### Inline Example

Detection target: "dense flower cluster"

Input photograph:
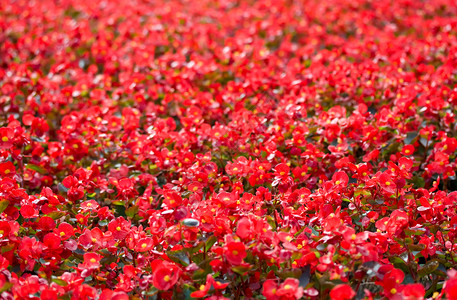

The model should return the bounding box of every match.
[1,0,457,299]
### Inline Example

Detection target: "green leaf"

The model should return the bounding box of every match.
[57,183,68,193]
[407,244,426,251]
[191,253,207,265]
[411,176,425,188]
[167,250,190,266]
[277,268,302,280]
[232,265,251,275]
[0,282,12,292]
[205,235,217,251]
[390,257,409,274]
[188,241,205,254]
[47,211,66,220]
[404,238,414,244]
[98,220,108,226]
[113,204,126,217]
[404,228,426,236]
[266,215,277,230]
[26,164,47,174]
[192,268,209,280]
[52,278,68,287]
[1,243,14,254]
[183,218,200,227]
[418,260,439,278]
[125,206,139,218]
[299,265,311,288]
[354,189,371,197]
[0,200,9,214]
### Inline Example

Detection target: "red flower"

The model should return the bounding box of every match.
[99,290,129,300]
[163,190,182,208]
[37,216,56,231]
[152,261,180,291]
[330,284,355,300]
[216,191,236,208]
[377,267,405,297]
[20,205,38,219]
[363,149,379,162]
[81,253,102,269]
[386,210,409,235]
[332,171,349,188]
[190,274,229,298]
[190,280,211,298]
[262,279,279,300]
[79,228,105,249]
[43,233,61,249]
[117,178,138,199]
[0,161,15,177]
[62,175,78,189]
[80,200,100,212]
[108,217,130,240]
[226,162,245,176]
[236,217,253,240]
[135,237,154,252]
[378,172,396,194]
[224,242,247,265]
[402,144,415,156]
[0,128,14,149]
[402,283,425,300]
[445,269,457,300]
[188,181,203,193]
[54,222,74,240]
[274,163,290,178]
[0,222,11,239]
[276,278,303,299]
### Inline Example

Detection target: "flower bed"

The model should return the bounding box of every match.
[1,0,457,299]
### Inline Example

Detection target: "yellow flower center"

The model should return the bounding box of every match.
[1,137,8,142]
[164,275,170,282]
